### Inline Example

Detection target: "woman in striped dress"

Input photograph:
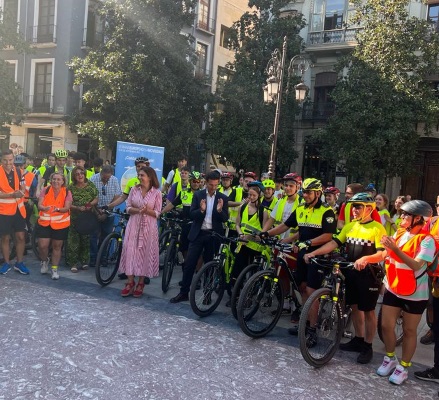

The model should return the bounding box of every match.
[119,166,162,298]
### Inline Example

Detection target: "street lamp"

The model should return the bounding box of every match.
[264,36,310,178]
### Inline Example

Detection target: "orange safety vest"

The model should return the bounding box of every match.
[21,169,35,201]
[38,186,70,229]
[385,229,439,295]
[0,166,26,217]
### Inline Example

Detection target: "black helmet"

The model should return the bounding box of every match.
[400,200,433,218]
[135,156,149,165]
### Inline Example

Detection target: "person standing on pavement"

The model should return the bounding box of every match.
[170,171,229,303]
[89,165,121,268]
[36,172,72,280]
[0,150,29,275]
[119,166,162,298]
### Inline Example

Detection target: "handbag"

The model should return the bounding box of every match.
[74,210,100,235]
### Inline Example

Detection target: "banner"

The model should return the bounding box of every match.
[114,141,165,205]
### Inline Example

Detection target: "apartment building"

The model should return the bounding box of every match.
[0,0,106,161]
[286,0,439,202]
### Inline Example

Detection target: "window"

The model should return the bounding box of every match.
[198,0,210,31]
[37,0,56,43]
[33,62,52,112]
[5,61,17,82]
[195,42,209,79]
[216,66,233,94]
[83,0,104,47]
[220,25,233,49]
[311,0,355,31]
[1,0,19,30]
[428,4,439,32]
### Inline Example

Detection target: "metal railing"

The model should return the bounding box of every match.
[196,17,215,34]
[302,102,335,121]
[82,27,104,47]
[307,27,361,46]
[26,24,57,44]
[24,95,53,113]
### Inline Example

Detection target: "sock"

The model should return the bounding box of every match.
[400,360,411,368]
[363,341,372,348]
[386,351,396,359]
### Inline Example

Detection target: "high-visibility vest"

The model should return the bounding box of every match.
[240,203,264,252]
[343,202,352,222]
[379,209,392,235]
[38,186,70,230]
[0,166,26,217]
[180,189,194,207]
[21,169,35,200]
[263,196,278,213]
[296,202,333,230]
[274,196,300,225]
[228,187,243,230]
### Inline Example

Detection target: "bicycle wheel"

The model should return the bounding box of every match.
[237,270,283,338]
[298,287,344,368]
[190,260,225,317]
[230,263,263,320]
[377,307,404,346]
[159,230,172,270]
[162,238,178,293]
[95,233,122,286]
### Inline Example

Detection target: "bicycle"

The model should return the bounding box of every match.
[189,231,249,317]
[160,213,192,293]
[95,209,129,286]
[236,236,301,338]
[298,256,358,368]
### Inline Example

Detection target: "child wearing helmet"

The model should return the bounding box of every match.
[261,179,277,212]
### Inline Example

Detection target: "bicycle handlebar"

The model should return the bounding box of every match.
[103,208,130,219]
[210,231,249,244]
[259,236,293,253]
[309,256,355,269]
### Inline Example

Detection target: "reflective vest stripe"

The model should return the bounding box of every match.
[0,166,26,217]
[240,205,264,252]
[38,186,70,229]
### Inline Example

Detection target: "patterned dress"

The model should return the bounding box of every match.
[119,186,162,277]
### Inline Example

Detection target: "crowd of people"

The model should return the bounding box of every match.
[1,149,439,387]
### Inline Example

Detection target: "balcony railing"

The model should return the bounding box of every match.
[196,17,215,34]
[25,95,53,113]
[26,24,57,44]
[308,27,361,46]
[82,27,104,48]
[302,102,335,121]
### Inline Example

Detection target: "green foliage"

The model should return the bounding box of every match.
[316,0,439,181]
[68,0,207,160]
[205,0,305,173]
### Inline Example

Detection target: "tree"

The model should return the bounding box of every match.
[68,0,208,161]
[204,0,306,174]
[0,9,28,126]
[315,0,439,182]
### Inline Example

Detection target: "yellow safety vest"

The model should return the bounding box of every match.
[240,204,264,252]
[228,186,243,230]
[296,202,333,230]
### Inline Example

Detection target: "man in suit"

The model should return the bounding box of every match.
[170,170,229,303]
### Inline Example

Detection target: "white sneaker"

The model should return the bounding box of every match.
[51,267,59,280]
[389,364,408,385]
[377,356,398,376]
[40,259,49,274]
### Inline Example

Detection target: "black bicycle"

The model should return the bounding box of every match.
[236,236,301,338]
[298,256,356,368]
[160,213,191,293]
[95,209,129,286]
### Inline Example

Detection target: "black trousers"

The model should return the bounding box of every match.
[433,295,439,369]
[180,231,220,294]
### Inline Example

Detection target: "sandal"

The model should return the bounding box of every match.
[70,266,78,273]
[121,281,135,297]
[81,264,89,270]
[133,282,145,298]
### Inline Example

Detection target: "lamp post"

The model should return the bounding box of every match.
[264,36,310,178]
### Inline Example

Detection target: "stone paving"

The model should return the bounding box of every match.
[1,255,439,399]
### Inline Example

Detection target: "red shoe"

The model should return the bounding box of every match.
[133,283,145,298]
[121,281,135,297]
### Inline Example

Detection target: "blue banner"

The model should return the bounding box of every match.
[114,141,165,208]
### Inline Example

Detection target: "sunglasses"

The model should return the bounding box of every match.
[191,180,201,184]
[401,211,413,217]
[74,171,85,176]
[351,203,364,209]
[102,185,106,196]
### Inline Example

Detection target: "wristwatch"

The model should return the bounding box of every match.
[305,239,312,247]
[55,208,60,212]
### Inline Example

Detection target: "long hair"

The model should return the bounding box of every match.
[71,166,88,185]
[138,166,159,189]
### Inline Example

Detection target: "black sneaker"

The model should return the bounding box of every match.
[339,336,364,352]
[414,367,439,383]
[288,325,299,336]
[290,308,301,323]
[420,329,435,345]
[306,327,318,348]
[357,343,373,364]
[118,273,127,280]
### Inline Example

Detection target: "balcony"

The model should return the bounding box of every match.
[196,17,215,34]
[302,102,335,121]
[307,28,361,52]
[26,24,57,44]
[25,95,53,114]
[82,27,104,48]
[194,66,212,85]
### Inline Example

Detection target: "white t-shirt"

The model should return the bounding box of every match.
[270,199,295,239]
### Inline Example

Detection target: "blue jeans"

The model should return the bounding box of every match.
[89,216,114,265]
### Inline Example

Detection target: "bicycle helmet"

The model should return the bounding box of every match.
[282,172,302,184]
[135,156,149,165]
[302,178,322,191]
[244,171,257,180]
[400,200,433,218]
[54,149,68,159]
[189,171,201,181]
[347,192,376,210]
[323,186,340,195]
[14,154,26,165]
[247,180,265,192]
[365,183,376,192]
[221,172,233,179]
[262,179,275,189]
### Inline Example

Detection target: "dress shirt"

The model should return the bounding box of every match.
[201,191,216,230]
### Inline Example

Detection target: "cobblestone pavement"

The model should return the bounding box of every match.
[1,255,438,399]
